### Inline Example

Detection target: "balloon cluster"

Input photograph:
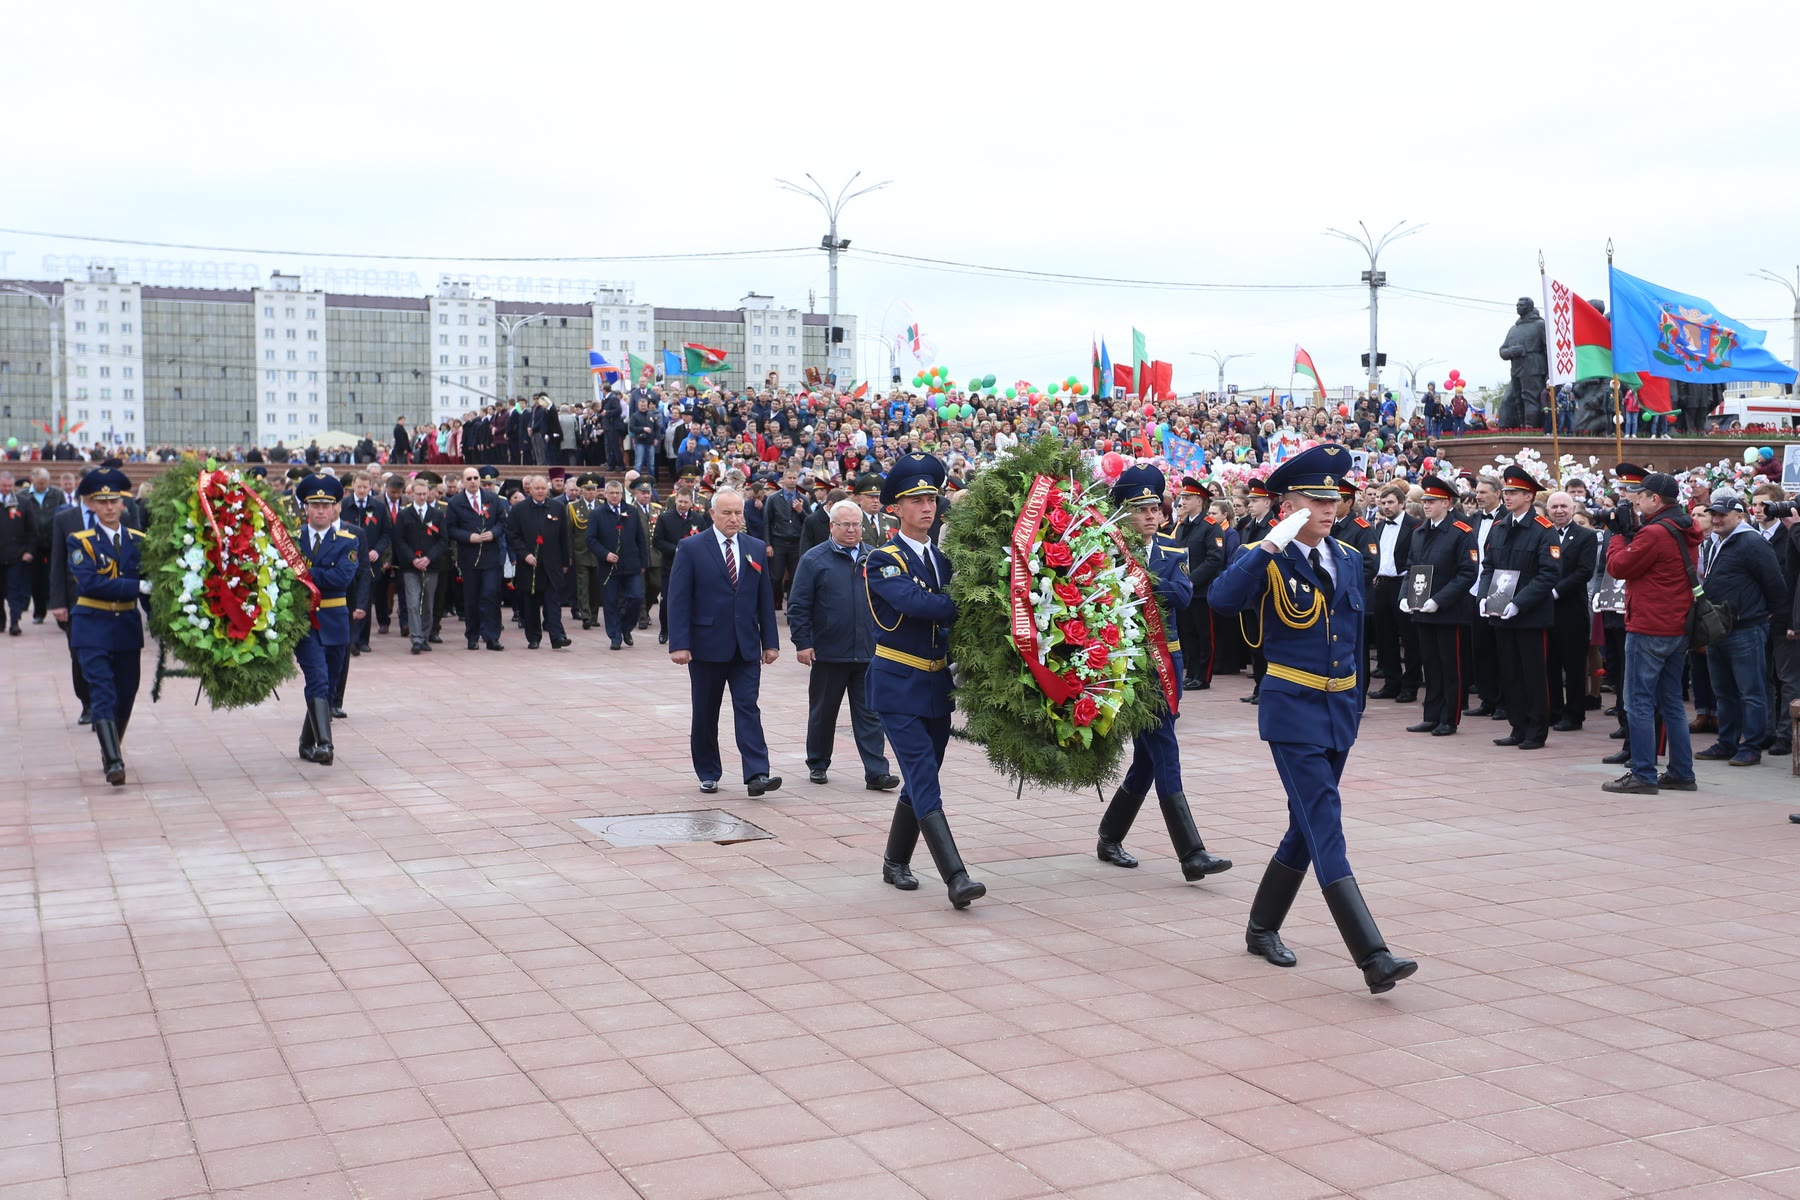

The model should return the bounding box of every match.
[1441,368,1468,394]
[912,364,957,394]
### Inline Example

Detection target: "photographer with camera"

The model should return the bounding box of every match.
[1692,491,1786,767]
[1601,472,1707,795]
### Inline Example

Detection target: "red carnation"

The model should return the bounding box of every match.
[1100,624,1122,647]
[1085,643,1109,669]
[1043,541,1073,569]
[1072,696,1099,727]
[1052,582,1082,606]
[1047,506,1072,534]
[1058,618,1092,647]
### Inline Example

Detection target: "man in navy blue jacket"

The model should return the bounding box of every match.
[666,487,782,796]
[586,478,649,651]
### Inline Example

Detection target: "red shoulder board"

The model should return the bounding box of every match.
[1453,520,1472,533]
[1354,516,1370,528]
[1535,514,1553,528]
[1203,515,1218,525]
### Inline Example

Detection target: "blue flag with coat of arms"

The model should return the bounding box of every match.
[1609,267,1796,385]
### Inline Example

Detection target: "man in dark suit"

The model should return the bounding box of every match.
[390,416,411,464]
[506,475,571,649]
[339,472,389,653]
[1368,483,1422,702]
[446,465,510,651]
[0,471,35,634]
[799,484,843,556]
[764,469,807,609]
[666,486,781,796]
[1545,489,1599,731]
[629,480,660,633]
[394,476,449,654]
[652,490,708,646]
[18,467,67,623]
[587,478,648,650]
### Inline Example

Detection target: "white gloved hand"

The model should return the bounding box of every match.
[1398,598,1411,613]
[1501,602,1519,620]
[138,580,153,595]
[1421,598,1438,614]
[1551,588,1560,600]
[1263,509,1310,553]
[950,662,965,690]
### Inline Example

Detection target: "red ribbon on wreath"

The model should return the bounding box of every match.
[195,468,320,636]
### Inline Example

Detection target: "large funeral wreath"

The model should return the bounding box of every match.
[943,432,1178,790]
[141,460,318,709]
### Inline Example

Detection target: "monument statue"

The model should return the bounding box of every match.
[1571,298,1616,435]
[1497,296,1548,429]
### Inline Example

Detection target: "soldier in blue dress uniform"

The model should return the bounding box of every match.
[65,468,147,787]
[292,474,361,766]
[1209,444,1419,994]
[865,452,985,909]
[1096,465,1234,881]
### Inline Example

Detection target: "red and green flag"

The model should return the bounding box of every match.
[628,351,654,383]
[1131,327,1147,396]
[683,343,729,374]
[1293,345,1325,397]
[1543,275,1667,414]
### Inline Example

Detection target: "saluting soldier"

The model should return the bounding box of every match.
[1209,444,1419,994]
[1481,464,1560,749]
[292,475,361,766]
[866,453,984,909]
[1096,465,1234,881]
[64,468,147,786]
[1399,475,1479,735]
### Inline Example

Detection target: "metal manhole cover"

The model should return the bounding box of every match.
[573,810,775,847]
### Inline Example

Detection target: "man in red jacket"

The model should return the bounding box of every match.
[1601,471,1707,795]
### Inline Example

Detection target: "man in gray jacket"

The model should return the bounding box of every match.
[786,500,899,790]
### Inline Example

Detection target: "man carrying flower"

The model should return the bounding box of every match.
[1094,465,1234,882]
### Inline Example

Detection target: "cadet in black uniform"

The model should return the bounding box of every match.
[1399,476,1478,736]
[1480,464,1560,749]
[1170,478,1225,689]
[1236,478,1277,704]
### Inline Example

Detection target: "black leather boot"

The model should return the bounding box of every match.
[307,697,335,766]
[299,708,318,762]
[882,801,919,890]
[94,720,125,787]
[1159,792,1232,881]
[1096,787,1146,868]
[1322,877,1417,994]
[1246,859,1306,967]
[918,810,985,909]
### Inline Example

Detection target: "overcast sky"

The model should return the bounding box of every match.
[8,0,1799,398]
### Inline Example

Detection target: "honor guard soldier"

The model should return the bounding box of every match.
[866,452,984,909]
[1481,464,1559,749]
[1209,444,1419,994]
[1096,465,1234,881]
[293,474,360,765]
[1237,477,1277,705]
[65,468,147,786]
[1400,475,1479,735]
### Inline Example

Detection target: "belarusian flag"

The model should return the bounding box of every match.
[1293,345,1325,396]
[683,343,728,374]
[1543,274,1662,413]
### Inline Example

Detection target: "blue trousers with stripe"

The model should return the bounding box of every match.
[1267,740,1353,887]
[296,635,348,702]
[883,712,951,818]
[1120,649,1183,799]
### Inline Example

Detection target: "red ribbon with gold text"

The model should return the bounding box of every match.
[1105,526,1180,716]
[195,468,320,634]
[1010,475,1081,705]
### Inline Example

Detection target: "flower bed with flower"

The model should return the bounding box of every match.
[945,432,1168,791]
[141,460,317,709]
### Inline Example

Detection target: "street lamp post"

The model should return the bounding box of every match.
[493,312,545,410]
[1324,220,1423,397]
[777,172,890,386]
[1188,351,1251,406]
[857,333,897,388]
[1394,358,1444,392]
[1751,266,1800,390]
[1,283,63,430]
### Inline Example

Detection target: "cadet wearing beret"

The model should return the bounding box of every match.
[292,474,361,765]
[1209,444,1418,995]
[865,452,984,908]
[64,468,147,786]
[1095,465,1234,881]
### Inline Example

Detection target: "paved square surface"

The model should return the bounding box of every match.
[3,624,1798,1199]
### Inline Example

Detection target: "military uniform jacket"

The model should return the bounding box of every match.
[1146,532,1194,638]
[66,524,146,652]
[1237,511,1276,546]
[300,524,361,646]
[1332,515,1381,585]
[1208,538,1366,752]
[1479,511,1559,628]
[1171,514,1226,605]
[865,538,958,718]
[1407,517,1479,625]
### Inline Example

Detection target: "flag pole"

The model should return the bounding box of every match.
[1539,251,1561,485]
[1607,240,1622,465]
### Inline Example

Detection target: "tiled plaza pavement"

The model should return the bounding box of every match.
[3,624,1799,1200]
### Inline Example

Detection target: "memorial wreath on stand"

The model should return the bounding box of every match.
[944,432,1178,791]
[141,460,318,708]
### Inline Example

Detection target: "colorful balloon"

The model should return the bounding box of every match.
[1099,451,1127,480]
[1005,387,1017,400]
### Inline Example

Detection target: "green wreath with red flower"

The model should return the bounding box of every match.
[944,431,1172,790]
[141,459,318,709]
